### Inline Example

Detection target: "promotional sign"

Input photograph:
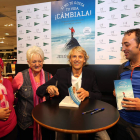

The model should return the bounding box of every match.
[16,0,140,64]
[95,0,140,64]
[16,2,52,64]
[51,0,95,64]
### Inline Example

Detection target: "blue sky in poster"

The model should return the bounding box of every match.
[51,0,95,64]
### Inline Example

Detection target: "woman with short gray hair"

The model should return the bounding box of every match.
[12,46,54,140]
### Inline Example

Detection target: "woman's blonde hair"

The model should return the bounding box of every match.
[67,46,89,66]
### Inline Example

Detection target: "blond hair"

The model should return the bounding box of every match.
[67,46,89,66]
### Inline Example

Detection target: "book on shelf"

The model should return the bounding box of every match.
[114,79,134,110]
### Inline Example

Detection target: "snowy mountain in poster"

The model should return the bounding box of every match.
[51,0,95,64]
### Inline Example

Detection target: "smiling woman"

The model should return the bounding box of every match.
[27,47,44,74]
[12,46,54,140]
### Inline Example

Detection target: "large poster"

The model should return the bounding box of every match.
[16,0,140,64]
[51,0,95,64]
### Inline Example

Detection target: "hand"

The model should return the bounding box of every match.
[77,88,89,101]
[0,107,11,121]
[46,85,59,97]
[113,89,116,97]
[122,97,140,111]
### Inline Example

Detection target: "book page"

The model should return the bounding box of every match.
[59,96,79,108]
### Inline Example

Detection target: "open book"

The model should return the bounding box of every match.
[114,79,134,110]
[59,86,81,108]
[59,96,79,107]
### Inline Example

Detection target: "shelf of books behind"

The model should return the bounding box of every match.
[0,51,17,81]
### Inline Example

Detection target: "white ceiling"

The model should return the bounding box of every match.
[0,0,57,50]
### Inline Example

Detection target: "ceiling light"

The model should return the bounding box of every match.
[5,33,9,35]
[0,41,4,43]
[0,37,5,39]
[4,24,13,27]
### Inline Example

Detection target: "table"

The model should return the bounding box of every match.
[32,97,119,134]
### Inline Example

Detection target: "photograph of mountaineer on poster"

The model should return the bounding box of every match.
[51,0,95,64]
[69,27,75,38]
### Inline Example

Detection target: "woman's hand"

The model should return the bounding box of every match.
[0,107,11,121]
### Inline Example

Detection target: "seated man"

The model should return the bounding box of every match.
[37,46,110,140]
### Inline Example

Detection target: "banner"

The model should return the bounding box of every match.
[95,0,140,64]
[16,0,140,64]
[16,2,52,64]
[51,0,95,64]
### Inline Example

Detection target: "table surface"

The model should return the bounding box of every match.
[32,97,120,134]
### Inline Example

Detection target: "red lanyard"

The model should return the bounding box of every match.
[130,66,140,80]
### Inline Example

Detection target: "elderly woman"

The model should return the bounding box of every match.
[0,58,17,140]
[12,46,54,140]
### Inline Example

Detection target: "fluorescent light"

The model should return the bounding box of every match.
[5,33,9,35]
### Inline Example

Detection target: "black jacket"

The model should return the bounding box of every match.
[36,67,102,100]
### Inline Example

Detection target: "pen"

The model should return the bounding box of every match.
[55,80,58,87]
[82,108,98,115]
[53,80,58,95]
[91,108,104,115]
[50,80,58,97]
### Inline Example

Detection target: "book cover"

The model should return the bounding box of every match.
[114,79,134,110]
[68,86,81,106]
